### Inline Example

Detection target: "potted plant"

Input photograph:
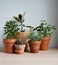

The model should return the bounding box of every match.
[13,11,34,34]
[28,31,43,53]
[13,12,34,51]
[33,20,56,50]
[15,38,26,54]
[3,20,19,53]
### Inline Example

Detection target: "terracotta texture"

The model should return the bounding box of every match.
[40,36,51,50]
[3,39,16,53]
[29,41,41,53]
[15,44,26,54]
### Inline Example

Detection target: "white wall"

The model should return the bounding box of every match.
[56,0,58,47]
[0,0,57,48]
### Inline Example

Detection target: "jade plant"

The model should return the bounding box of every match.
[4,20,19,39]
[33,20,56,37]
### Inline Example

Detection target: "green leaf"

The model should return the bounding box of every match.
[4,20,19,39]
[13,16,20,22]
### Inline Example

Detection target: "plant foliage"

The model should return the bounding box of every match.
[13,12,26,32]
[16,38,25,45]
[33,20,56,37]
[4,20,19,39]
[28,31,43,41]
[13,12,34,32]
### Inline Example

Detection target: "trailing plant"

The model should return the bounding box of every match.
[4,20,19,39]
[28,31,43,41]
[33,20,56,37]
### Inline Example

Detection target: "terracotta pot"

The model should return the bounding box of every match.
[29,41,41,53]
[15,44,26,54]
[40,36,51,50]
[3,39,16,53]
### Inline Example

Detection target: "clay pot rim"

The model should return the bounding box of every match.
[3,39,17,41]
[15,44,26,49]
[29,40,41,43]
[44,36,51,38]
[15,44,26,46]
[3,38,17,40]
[3,39,17,44]
[43,36,51,40]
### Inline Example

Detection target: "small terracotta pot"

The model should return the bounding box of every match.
[40,36,51,50]
[29,41,41,53]
[15,44,26,54]
[3,39,16,53]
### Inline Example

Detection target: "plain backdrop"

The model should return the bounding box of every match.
[0,0,58,48]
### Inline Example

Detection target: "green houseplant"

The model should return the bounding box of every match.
[28,31,43,53]
[13,12,34,51]
[33,20,56,50]
[3,20,19,53]
[13,12,25,32]
[13,12,33,32]
[15,38,26,54]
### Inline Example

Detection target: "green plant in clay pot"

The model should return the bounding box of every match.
[15,38,26,54]
[13,12,34,51]
[33,20,56,50]
[3,20,19,53]
[28,31,43,53]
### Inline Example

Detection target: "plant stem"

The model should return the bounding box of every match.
[21,23,23,32]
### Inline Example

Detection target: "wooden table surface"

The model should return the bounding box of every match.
[0,48,58,65]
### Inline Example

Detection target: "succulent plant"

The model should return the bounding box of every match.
[16,38,25,45]
[28,31,43,41]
